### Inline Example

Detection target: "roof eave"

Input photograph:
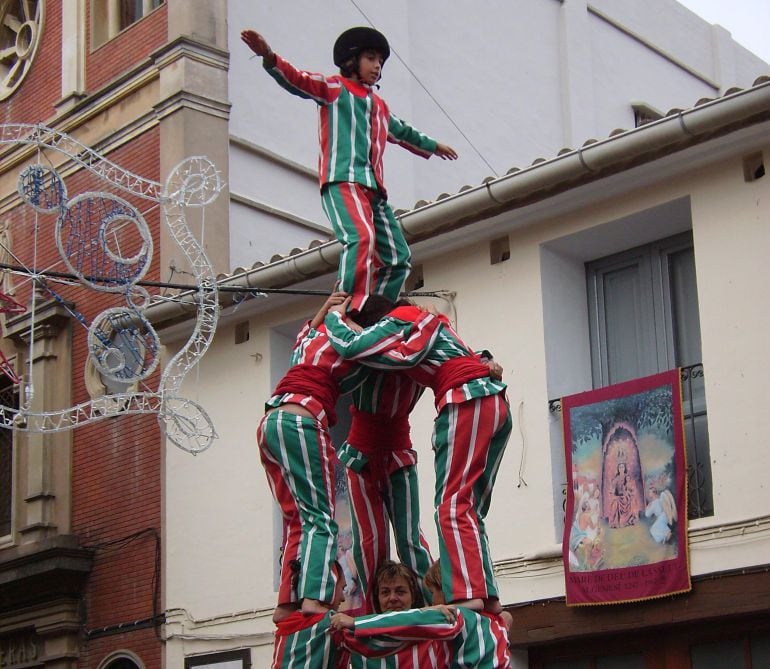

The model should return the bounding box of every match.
[147,79,770,330]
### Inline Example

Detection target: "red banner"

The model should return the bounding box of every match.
[562,369,691,605]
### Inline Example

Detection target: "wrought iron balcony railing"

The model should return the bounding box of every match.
[552,363,712,520]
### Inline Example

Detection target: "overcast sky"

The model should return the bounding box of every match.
[676,0,770,64]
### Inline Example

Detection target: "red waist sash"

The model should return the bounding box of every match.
[274,364,339,426]
[347,406,411,453]
[431,355,489,400]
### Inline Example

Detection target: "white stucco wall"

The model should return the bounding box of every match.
[226,0,769,268]
[164,127,770,664]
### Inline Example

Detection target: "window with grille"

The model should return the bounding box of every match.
[585,232,713,519]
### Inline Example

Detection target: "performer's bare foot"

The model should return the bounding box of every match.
[484,598,503,615]
[452,597,484,610]
[301,598,331,615]
[273,603,299,623]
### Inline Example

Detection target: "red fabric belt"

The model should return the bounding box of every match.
[347,406,411,453]
[275,611,325,636]
[274,364,340,426]
[431,355,489,399]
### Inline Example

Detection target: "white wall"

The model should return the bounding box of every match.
[226,0,769,266]
[164,134,770,664]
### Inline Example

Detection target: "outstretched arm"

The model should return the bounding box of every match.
[387,115,458,161]
[340,607,463,658]
[241,28,339,104]
[324,303,442,368]
[330,612,356,631]
[240,29,276,67]
[387,114,438,158]
[434,143,458,160]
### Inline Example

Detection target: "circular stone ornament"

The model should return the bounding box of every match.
[0,1,45,100]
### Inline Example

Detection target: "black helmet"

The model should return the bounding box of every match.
[333,27,390,67]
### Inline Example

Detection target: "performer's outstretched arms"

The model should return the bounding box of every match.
[325,301,443,367]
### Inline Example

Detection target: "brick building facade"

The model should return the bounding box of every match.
[0,2,228,668]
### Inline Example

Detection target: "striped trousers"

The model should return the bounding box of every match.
[258,410,339,605]
[321,182,411,312]
[344,452,434,610]
[433,394,512,602]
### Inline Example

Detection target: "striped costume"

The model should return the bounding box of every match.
[345,607,512,669]
[351,642,451,669]
[265,55,439,310]
[339,371,434,613]
[272,611,350,669]
[258,313,442,607]
[325,307,512,604]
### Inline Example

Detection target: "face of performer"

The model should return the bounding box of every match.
[377,575,414,612]
[356,49,383,85]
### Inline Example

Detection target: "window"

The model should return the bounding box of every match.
[0,378,17,537]
[544,654,645,669]
[91,0,164,48]
[185,649,251,669]
[98,651,144,669]
[632,103,663,128]
[104,659,140,669]
[530,623,770,668]
[691,634,770,668]
[586,232,712,518]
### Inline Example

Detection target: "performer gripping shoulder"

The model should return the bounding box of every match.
[324,297,511,616]
[330,560,514,669]
[240,26,458,313]
[257,291,444,623]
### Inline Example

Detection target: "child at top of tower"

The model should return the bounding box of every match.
[240,26,458,313]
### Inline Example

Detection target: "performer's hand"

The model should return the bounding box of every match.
[428,604,457,622]
[434,143,458,160]
[327,295,352,319]
[416,303,440,316]
[500,610,513,634]
[486,360,503,380]
[330,612,355,630]
[240,29,275,64]
[311,292,349,328]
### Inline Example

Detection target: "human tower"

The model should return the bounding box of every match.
[244,25,513,669]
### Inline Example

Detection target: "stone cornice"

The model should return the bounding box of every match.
[151,34,230,72]
[0,536,93,613]
[154,90,231,121]
[5,298,72,346]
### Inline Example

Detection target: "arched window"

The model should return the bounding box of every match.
[99,651,143,669]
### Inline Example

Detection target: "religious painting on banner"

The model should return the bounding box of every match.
[561,369,691,605]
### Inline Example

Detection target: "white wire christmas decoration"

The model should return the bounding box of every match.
[0,123,222,454]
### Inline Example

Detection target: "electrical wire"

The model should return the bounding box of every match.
[347,0,500,177]
[0,258,454,300]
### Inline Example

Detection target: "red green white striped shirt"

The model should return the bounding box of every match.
[266,313,443,423]
[265,55,438,198]
[345,607,512,668]
[324,312,507,413]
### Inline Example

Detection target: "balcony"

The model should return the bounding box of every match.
[552,363,712,521]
